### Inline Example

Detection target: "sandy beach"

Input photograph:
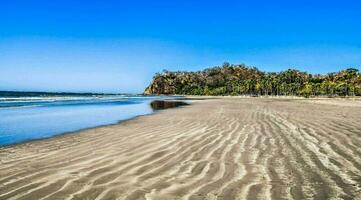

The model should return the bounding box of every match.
[1,98,361,200]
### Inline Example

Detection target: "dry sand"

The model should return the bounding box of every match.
[0,98,361,200]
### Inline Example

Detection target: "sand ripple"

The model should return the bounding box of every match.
[1,98,361,200]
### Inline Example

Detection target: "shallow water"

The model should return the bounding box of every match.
[0,95,184,146]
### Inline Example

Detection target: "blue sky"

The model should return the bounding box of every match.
[1,0,361,93]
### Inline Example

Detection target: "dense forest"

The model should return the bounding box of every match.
[144,63,361,97]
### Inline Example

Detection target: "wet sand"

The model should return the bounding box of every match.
[0,98,361,200]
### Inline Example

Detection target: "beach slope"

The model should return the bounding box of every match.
[1,98,361,199]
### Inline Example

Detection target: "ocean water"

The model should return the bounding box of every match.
[0,95,180,146]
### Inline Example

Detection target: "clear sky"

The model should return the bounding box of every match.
[1,0,360,93]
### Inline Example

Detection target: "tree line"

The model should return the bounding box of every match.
[144,63,361,97]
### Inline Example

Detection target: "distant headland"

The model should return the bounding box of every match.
[145,63,361,97]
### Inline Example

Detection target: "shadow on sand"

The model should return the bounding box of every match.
[150,100,189,111]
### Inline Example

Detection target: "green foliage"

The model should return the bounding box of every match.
[300,83,313,97]
[144,63,361,97]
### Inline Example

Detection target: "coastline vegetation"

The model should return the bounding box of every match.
[145,63,361,97]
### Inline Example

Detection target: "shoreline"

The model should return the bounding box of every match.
[1,97,360,199]
[176,94,361,99]
[1,96,360,150]
[0,99,191,149]
[0,113,150,150]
